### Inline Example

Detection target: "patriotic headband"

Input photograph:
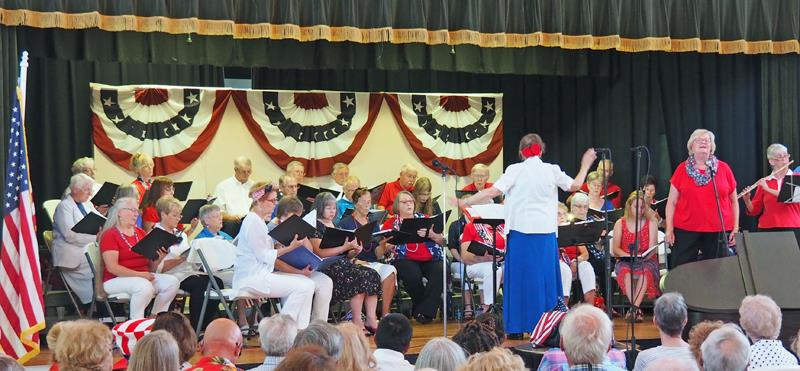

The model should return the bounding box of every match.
[251,185,273,202]
[521,143,542,158]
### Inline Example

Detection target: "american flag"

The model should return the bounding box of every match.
[0,89,45,363]
[529,298,569,346]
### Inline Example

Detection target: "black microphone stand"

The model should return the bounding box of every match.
[708,162,730,258]
[628,146,646,359]
[433,160,455,336]
[599,150,613,319]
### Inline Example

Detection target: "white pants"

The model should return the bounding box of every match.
[266,273,316,329]
[59,259,93,304]
[465,262,504,306]
[364,261,397,282]
[559,261,596,297]
[276,271,332,323]
[103,274,180,319]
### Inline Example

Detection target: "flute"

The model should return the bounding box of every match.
[736,160,794,199]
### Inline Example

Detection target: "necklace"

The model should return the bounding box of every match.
[116,227,140,250]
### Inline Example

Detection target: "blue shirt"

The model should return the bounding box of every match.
[337,198,354,221]
[195,227,233,241]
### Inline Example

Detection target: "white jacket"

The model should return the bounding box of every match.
[52,197,98,269]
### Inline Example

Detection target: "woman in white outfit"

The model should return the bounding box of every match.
[232,181,316,329]
[99,197,179,319]
[52,173,99,305]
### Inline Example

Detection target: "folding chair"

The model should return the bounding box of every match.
[42,199,60,225]
[42,230,83,318]
[189,238,237,334]
[84,242,129,325]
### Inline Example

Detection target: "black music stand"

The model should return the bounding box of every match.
[472,218,504,313]
[778,173,800,203]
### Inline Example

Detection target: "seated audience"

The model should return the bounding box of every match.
[337,322,378,371]
[459,217,505,315]
[475,312,506,344]
[139,176,174,232]
[415,337,467,371]
[276,345,337,371]
[457,347,525,371]
[462,163,492,191]
[152,311,198,370]
[62,157,102,199]
[687,320,724,368]
[51,319,114,371]
[213,156,254,237]
[46,320,68,369]
[269,196,333,325]
[537,347,627,371]
[329,162,350,196]
[633,293,693,371]
[186,318,243,370]
[557,202,597,305]
[739,294,799,369]
[452,320,501,355]
[128,330,181,371]
[337,187,398,317]
[577,159,622,208]
[413,177,442,216]
[373,313,414,371]
[612,192,661,321]
[701,325,751,371]
[293,320,343,360]
[310,192,382,334]
[381,191,446,324]
[336,175,361,219]
[130,152,155,205]
[52,173,99,306]
[643,357,698,371]
[100,197,179,319]
[0,354,23,371]
[377,164,418,210]
[254,314,299,371]
[232,182,315,329]
[196,204,234,240]
[559,304,625,370]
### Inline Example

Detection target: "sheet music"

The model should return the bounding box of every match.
[466,204,505,220]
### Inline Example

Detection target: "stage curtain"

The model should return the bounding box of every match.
[0,25,16,202]
[2,0,799,54]
[760,55,800,165]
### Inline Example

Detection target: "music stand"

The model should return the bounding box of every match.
[471,218,504,313]
[778,173,800,203]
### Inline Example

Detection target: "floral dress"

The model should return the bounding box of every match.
[614,218,661,299]
[316,221,382,302]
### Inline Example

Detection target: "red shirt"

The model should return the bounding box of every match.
[382,216,433,262]
[460,222,506,251]
[185,356,240,371]
[377,179,413,210]
[132,178,150,205]
[462,182,494,192]
[746,175,800,229]
[99,227,150,281]
[561,245,579,260]
[578,182,622,208]
[141,206,159,224]
[671,160,737,232]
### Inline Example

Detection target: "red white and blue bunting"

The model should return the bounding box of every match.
[385,94,504,176]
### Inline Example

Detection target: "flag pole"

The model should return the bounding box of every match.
[18,50,29,121]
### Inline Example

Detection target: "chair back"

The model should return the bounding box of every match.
[43,199,60,225]
[43,230,55,252]
[190,238,235,272]
[84,242,106,299]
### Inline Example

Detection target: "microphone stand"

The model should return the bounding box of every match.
[708,162,730,258]
[628,146,645,358]
[599,150,613,319]
[434,162,453,336]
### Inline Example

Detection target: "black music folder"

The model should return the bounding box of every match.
[268,215,318,246]
[588,207,624,223]
[341,207,355,219]
[466,240,504,256]
[180,198,215,224]
[298,184,341,200]
[557,220,605,247]
[172,181,192,201]
[131,228,182,260]
[605,190,620,200]
[650,198,667,219]
[278,247,343,271]
[400,211,452,235]
[70,212,106,234]
[369,183,386,204]
[90,182,119,206]
[778,173,800,203]
[368,210,388,225]
[320,221,377,249]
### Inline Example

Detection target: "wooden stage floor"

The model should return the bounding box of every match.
[25,315,660,367]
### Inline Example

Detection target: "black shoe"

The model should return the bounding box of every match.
[506,333,524,340]
[415,313,433,324]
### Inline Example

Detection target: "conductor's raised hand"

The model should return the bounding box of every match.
[581,148,598,169]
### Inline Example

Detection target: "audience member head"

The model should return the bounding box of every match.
[71,157,96,178]
[199,204,223,233]
[128,330,181,371]
[275,345,336,371]
[130,152,154,181]
[0,355,23,371]
[469,164,490,190]
[336,322,376,371]
[518,133,545,160]
[314,192,338,222]
[331,163,350,186]
[653,292,688,338]
[51,320,113,371]
[279,175,299,197]
[415,337,467,371]
[259,314,298,357]
[398,164,418,190]
[112,184,139,205]
[413,177,435,215]
[687,128,716,156]
[392,191,416,218]
[452,320,500,355]
[103,196,139,232]
[475,312,505,344]
[156,196,183,230]
[276,195,304,220]
[375,313,413,354]
[293,320,343,360]
[641,175,657,201]
[199,318,243,362]
[569,193,590,221]
[457,347,525,371]
[140,176,174,209]
[643,356,700,371]
[286,161,306,184]
[343,176,361,201]
[250,181,278,217]
[700,325,750,371]
[47,321,70,365]
[233,156,252,183]
[559,304,613,365]
[351,187,371,214]
[68,173,95,203]
[739,294,782,342]
[152,311,198,365]
[688,320,724,368]
[596,159,614,179]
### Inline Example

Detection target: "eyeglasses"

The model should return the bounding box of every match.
[399,199,415,205]
[122,207,140,214]
[264,198,278,203]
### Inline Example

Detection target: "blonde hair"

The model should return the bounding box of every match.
[470,163,489,175]
[128,330,181,371]
[586,171,603,185]
[71,157,95,175]
[335,323,377,371]
[399,163,417,175]
[129,152,154,172]
[155,196,182,218]
[286,160,304,173]
[687,129,716,155]
[739,294,782,340]
[623,191,647,219]
[332,162,349,175]
[457,347,525,371]
[53,320,113,371]
[413,177,435,215]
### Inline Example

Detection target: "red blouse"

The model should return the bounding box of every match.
[132,178,150,205]
[141,206,159,224]
[561,245,579,261]
[460,222,506,251]
[382,216,433,262]
[377,179,412,211]
[462,182,494,192]
[618,218,655,260]
[746,175,800,229]
[99,227,150,282]
[578,181,623,208]
[670,160,737,232]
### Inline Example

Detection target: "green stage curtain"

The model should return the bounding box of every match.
[0,25,16,198]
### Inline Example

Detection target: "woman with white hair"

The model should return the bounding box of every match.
[463,163,492,191]
[415,337,467,371]
[255,314,299,371]
[559,304,623,370]
[62,157,101,199]
[51,173,102,305]
[665,129,739,267]
[742,143,800,244]
[738,294,798,369]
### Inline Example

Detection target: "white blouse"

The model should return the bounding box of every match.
[232,212,279,296]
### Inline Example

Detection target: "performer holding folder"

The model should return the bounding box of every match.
[457,134,596,338]
[742,143,800,244]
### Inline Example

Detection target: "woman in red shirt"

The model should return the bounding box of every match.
[130,152,154,205]
[380,191,446,324]
[459,218,505,315]
[100,197,180,319]
[742,144,800,243]
[140,176,174,232]
[665,129,739,267]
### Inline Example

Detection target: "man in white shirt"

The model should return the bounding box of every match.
[214,156,254,237]
[633,293,696,371]
[373,313,414,371]
[327,162,349,197]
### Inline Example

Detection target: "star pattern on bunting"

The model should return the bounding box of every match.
[343,96,354,107]
[187,92,199,104]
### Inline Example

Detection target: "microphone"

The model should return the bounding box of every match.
[630,145,647,152]
[706,159,717,176]
[594,147,611,153]
[432,159,455,174]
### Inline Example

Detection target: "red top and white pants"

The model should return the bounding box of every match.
[558,245,596,298]
[746,174,800,229]
[460,222,506,306]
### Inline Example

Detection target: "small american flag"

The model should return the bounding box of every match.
[529,298,569,346]
[0,88,45,362]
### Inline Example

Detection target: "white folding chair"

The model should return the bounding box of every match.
[189,238,238,334]
[42,199,60,225]
[84,242,130,325]
[42,230,83,318]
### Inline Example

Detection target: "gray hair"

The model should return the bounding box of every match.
[286,160,304,172]
[687,129,716,155]
[128,330,180,371]
[415,337,467,371]
[331,162,349,174]
[69,173,94,191]
[293,320,343,360]
[103,197,137,232]
[71,157,95,175]
[399,163,418,175]
[258,314,298,357]
[700,325,750,371]
[113,184,139,204]
[233,156,252,169]
[570,192,589,206]
[739,294,782,340]
[0,354,23,371]
[198,204,222,226]
[654,292,688,337]
[559,304,613,365]
[766,143,789,160]
[313,192,337,220]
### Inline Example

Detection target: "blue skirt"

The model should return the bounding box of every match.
[503,231,563,334]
